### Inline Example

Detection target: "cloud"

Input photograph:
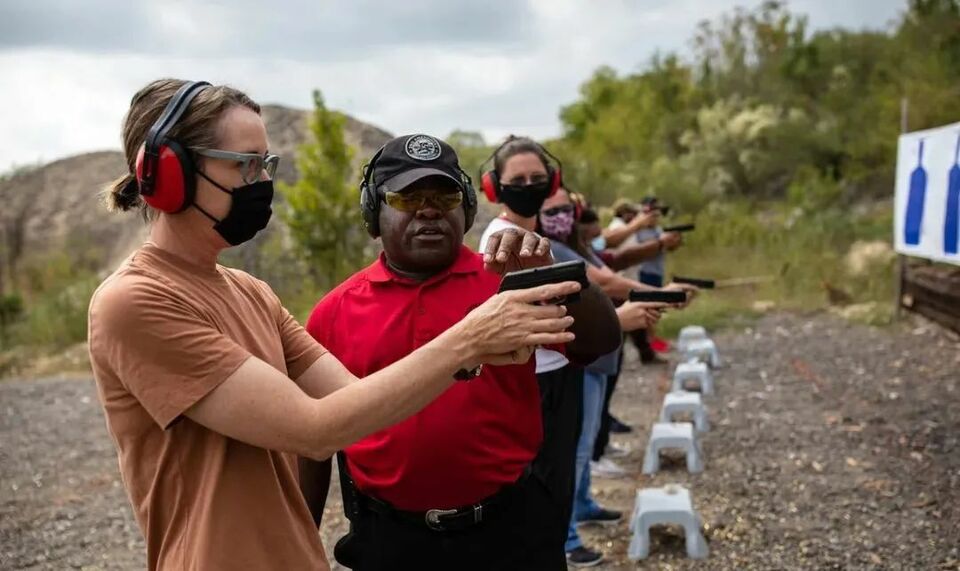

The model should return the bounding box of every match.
[0,0,536,60]
[0,0,905,173]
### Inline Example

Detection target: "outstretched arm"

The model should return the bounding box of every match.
[564,283,621,362]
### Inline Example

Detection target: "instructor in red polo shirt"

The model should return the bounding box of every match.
[302,134,621,570]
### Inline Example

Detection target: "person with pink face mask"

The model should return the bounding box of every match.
[479,137,683,567]
[536,188,684,567]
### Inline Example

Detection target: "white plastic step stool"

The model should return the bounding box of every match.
[628,484,709,560]
[672,360,714,395]
[642,422,704,474]
[683,338,721,368]
[677,326,708,354]
[660,391,710,432]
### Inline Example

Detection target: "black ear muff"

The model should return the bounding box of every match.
[361,145,477,237]
[460,171,478,232]
[359,147,386,238]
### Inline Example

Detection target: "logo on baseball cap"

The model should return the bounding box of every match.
[370,134,466,193]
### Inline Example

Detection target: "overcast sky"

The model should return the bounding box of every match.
[0,0,904,173]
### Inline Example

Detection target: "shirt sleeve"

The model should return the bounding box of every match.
[250,276,328,380]
[277,304,328,380]
[88,276,252,429]
[549,242,582,264]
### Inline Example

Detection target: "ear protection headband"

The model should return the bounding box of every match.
[567,190,587,221]
[134,81,211,213]
[478,138,564,203]
[359,146,478,238]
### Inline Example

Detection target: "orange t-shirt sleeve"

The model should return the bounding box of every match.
[89,277,251,429]
[248,276,328,379]
[276,304,327,379]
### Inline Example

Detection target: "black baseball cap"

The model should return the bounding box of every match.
[641,196,670,213]
[369,134,466,193]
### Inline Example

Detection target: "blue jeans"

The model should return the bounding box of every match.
[565,370,607,552]
[639,271,664,288]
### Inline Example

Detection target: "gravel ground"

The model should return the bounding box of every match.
[1,312,958,570]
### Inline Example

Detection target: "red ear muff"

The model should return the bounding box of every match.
[135,140,196,214]
[132,80,209,214]
[548,166,563,197]
[480,170,500,202]
[478,136,564,202]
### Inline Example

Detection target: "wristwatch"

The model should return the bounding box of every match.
[454,364,483,381]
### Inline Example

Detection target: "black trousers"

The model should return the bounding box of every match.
[629,328,656,362]
[332,365,582,571]
[532,364,584,549]
[334,474,567,571]
[592,347,625,462]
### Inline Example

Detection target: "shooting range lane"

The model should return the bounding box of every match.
[0,312,957,570]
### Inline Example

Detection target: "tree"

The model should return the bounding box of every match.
[446,130,491,183]
[553,1,960,211]
[279,90,370,292]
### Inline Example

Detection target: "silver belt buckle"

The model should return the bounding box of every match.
[424,508,457,531]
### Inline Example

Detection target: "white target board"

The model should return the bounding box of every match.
[895,121,960,265]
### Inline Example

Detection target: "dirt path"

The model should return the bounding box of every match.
[1,313,958,570]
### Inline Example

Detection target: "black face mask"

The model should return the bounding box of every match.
[499,181,552,217]
[195,171,274,246]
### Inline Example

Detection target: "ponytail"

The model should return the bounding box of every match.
[103,173,143,214]
[105,78,260,222]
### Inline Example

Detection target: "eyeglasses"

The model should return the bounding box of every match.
[191,148,280,184]
[541,204,575,217]
[382,188,463,212]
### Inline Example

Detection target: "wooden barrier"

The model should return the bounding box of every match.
[901,262,960,333]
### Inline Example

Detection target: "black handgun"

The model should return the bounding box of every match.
[651,205,671,216]
[662,223,695,233]
[672,276,715,289]
[628,289,688,304]
[498,260,588,303]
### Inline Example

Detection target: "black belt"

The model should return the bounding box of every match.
[357,466,532,532]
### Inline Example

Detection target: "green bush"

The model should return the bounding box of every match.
[8,276,99,348]
[1,251,101,351]
[0,293,24,347]
[664,198,896,326]
[279,90,370,294]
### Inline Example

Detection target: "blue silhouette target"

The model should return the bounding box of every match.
[896,121,960,265]
[946,135,960,254]
[904,140,927,246]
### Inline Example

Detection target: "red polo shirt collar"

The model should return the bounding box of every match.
[365,245,484,284]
